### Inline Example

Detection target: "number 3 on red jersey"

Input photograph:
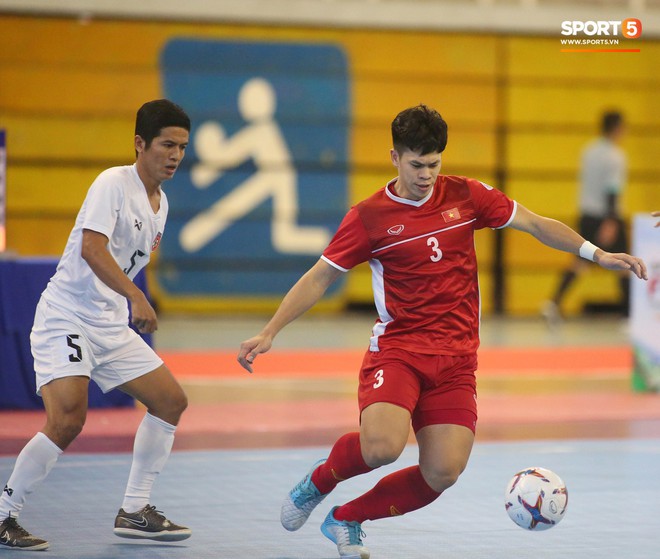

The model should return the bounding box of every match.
[427,236,443,262]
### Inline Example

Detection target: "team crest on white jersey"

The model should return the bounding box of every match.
[387,224,405,235]
[151,232,163,251]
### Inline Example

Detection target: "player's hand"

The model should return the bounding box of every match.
[652,211,660,227]
[237,334,273,374]
[129,293,158,334]
[594,250,648,280]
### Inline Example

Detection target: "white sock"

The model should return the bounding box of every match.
[121,412,176,513]
[0,432,62,520]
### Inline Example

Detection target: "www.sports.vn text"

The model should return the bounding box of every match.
[560,39,619,45]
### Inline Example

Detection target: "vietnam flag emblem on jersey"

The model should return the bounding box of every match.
[442,208,461,222]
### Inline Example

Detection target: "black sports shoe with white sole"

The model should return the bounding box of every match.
[0,515,49,551]
[113,505,191,541]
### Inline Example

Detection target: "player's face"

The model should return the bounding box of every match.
[135,126,189,188]
[390,148,442,201]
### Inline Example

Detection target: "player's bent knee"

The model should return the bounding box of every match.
[153,388,188,424]
[172,390,188,417]
[421,464,465,493]
[361,438,405,468]
[45,415,85,449]
[172,384,188,410]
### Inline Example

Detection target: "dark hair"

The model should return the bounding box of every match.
[601,111,623,135]
[135,99,191,149]
[391,104,448,155]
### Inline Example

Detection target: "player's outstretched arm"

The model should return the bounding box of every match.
[509,204,648,281]
[237,259,343,373]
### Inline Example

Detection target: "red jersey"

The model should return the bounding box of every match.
[322,175,516,355]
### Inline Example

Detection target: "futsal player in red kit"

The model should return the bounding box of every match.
[237,105,647,559]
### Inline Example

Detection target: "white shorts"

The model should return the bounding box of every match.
[30,297,164,395]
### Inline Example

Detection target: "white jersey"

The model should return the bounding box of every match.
[578,137,626,217]
[42,164,168,328]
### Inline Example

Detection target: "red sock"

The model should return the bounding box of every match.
[334,465,441,523]
[311,432,373,495]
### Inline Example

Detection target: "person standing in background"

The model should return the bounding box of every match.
[543,111,629,324]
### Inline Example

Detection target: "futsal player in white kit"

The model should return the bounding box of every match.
[0,99,191,550]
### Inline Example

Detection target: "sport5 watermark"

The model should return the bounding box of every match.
[561,19,642,38]
[560,18,642,51]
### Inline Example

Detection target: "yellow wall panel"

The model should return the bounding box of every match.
[0,66,159,113]
[6,217,73,256]
[626,136,660,173]
[507,132,585,173]
[506,230,574,268]
[507,269,622,316]
[1,14,657,315]
[477,272,495,315]
[352,78,496,124]
[351,171,398,204]
[508,83,660,128]
[351,123,393,168]
[0,17,497,84]
[0,114,134,160]
[443,132,497,172]
[625,180,660,213]
[0,17,169,66]
[348,33,499,78]
[507,37,660,81]
[7,167,95,211]
[507,180,579,219]
[345,263,374,302]
[474,228,496,267]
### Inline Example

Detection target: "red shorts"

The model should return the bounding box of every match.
[358,347,478,434]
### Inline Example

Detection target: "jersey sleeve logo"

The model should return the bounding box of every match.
[442,208,461,222]
[151,232,163,251]
[387,224,405,235]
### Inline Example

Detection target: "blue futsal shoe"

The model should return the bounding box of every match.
[280,459,327,531]
[320,506,369,559]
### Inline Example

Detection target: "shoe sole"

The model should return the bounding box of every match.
[0,541,50,551]
[113,527,191,542]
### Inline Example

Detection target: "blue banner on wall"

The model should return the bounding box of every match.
[159,39,349,296]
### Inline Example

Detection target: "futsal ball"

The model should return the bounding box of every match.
[504,467,568,531]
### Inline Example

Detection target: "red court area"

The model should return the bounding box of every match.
[1,345,659,455]
[160,345,634,378]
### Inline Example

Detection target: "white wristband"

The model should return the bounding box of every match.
[579,241,598,262]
